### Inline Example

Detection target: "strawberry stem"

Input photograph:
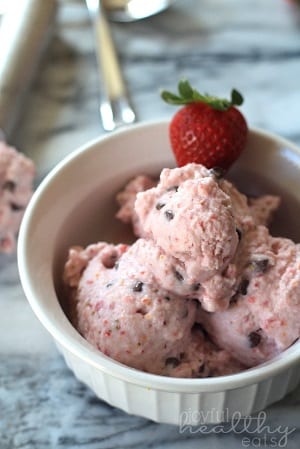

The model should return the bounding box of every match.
[161,79,244,111]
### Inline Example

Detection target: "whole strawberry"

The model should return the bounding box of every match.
[161,80,248,170]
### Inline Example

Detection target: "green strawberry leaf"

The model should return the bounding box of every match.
[161,91,186,105]
[178,79,194,99]
[231,89,244,106]
[161,79,244,111]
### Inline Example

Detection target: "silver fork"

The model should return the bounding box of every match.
[85,0,136,131]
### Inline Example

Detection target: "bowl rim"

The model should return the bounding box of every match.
[18,119,300,393]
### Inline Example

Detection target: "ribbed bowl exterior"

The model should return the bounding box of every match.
[57,342,300,425]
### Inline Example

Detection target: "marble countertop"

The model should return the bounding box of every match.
[2,0,300,447]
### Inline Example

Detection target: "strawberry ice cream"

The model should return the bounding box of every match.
[64,241,197,375]
[201,227,300,366]
[0,141,35,253]
[63,240,242,376]
[117,167,280,241]
[133,164,280,311]
[135,170,239,286]
[63,162,300,377]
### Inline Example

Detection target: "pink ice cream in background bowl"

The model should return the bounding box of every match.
[18,120,300,425]
[0,141,35,253]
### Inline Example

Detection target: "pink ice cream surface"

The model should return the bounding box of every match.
[247,195,280,226]
[116,167,280,238]
[136,169,239,281]
[0,142,35,253]
[63,162,300,377]
[64,241,242,377]
[201,226,300,366]
[116,175,156,237]
[132,164,279,312]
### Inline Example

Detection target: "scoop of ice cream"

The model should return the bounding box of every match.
[115,165,211,239]
[127,238,236,312]
[116,167,280,239]
[200,302,279,368]
[0,142,35,253]
[200,226,300,366]
[135,165,239,283]
[64,240,243,377]
[64,242,198,375]
[115,164,280,313]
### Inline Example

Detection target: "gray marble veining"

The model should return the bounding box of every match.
[2,0,300,447]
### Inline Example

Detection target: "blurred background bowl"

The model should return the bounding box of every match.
[18,120,300,425]
[103,0,176,22]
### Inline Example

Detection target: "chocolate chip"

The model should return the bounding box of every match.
[114,262,119,270]
[251,258,269,274]
[106,282,113,288]
[192,322,209,338]
[174,269,184,281]
[10,202,24,211]
[248,330,262,348]
[192,299,201,309]
[164,296,171,301]
[236,228,242,241]
[155,202,165,210]
[165,357,180,368]
[166,185,179,192]
[133,281,143,292]
[3,180,16,192]
[109,253,118,265]
[231,278,249,303]
[136,308,146,316]
[192,322,203,331]
[103,252,118,269]
[239,279,249,296]
[164,210,174,221]
[110,253,117,260]
[192,283,201,291]
[230,293,239,306]
[209,167,225,180]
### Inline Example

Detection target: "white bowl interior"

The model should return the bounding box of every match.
[18,121,300,391]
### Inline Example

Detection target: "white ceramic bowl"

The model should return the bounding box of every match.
[18,120,300,425]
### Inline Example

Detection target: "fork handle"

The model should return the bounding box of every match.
[90,6,136,131]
